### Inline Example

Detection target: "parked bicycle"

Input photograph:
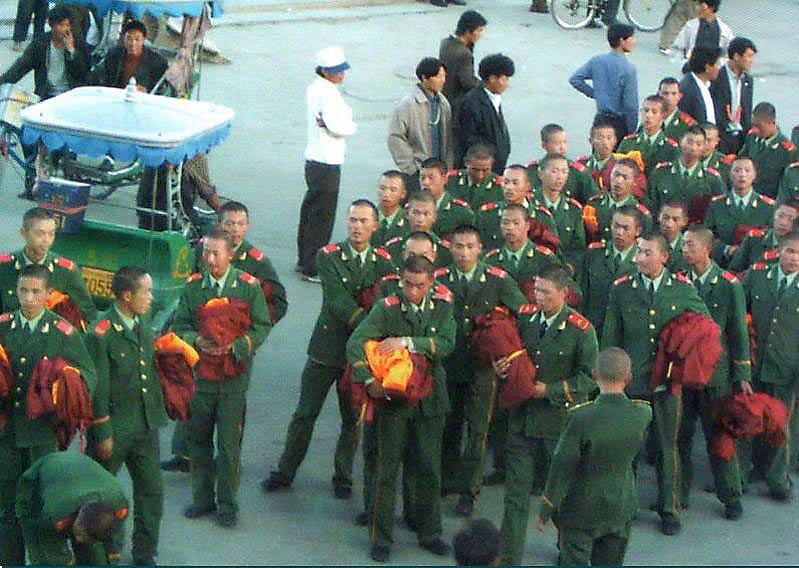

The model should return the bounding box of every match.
[550,0,675,31]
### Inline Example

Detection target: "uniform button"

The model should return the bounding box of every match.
[772,318,778,323]
[141,374,147,380]
[19,357,25,364]
[649,309,656,316]
[649,324,656,330]
[140,347,144,352]
[140,360,145,366]
[14,401,20,407]
[17,372,23,378]
[16,386,21,393]
[650,338,655,343]
[142,388,148,393]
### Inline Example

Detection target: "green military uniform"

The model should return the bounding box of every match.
[577,240,638,338]
[500,304,598,565]
[776,162,799,203]
[703,150,734,187]
[346,287,456,551]
[171,266,270,517]
[372,208,410,248]
[536,394,652,566]
[739,130,799,198]
[576,153,615,194]
[446,169,503,212]
[601,270,708,523]
[15,452,129,565]
[662,108,697,142]
[666,232,689,274]
[386,233,452,270]
[537,194,587,267]
[432,192,475,239]
[475,199,558,253]
[0,251,97,327]
[86,306,168,563]
[437,262,528,498]
[585,193,653,243]
[529,159,599,204]
[0,309,97,564]
[270,242,394,493]
[727,228,780,273]
[617,129,679,176]
[705,192,775,246]
[484,240,559,291]
[647,159,725,216]
[678,264,749,509]
[742,264,799,495]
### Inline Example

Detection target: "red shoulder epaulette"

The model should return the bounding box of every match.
[747,228,765,238]
[722,271,739,283]
[55,257,75,271]
[568,197,583,209]
[487,266,507,279]
[588,194,603,203]
[711,194,726,202]
[56,320,74,335]
[54,517,73,532]
[239,272,258,285]
[636,203,651,215]
[452,198,469,208]
[447,169,459,179]
[570,161,586,173]
[721,153,737,166]
[525,159,539,168]
[479,202,497,212]
[493,176,504,185]
[375,247,392,260]
[518,303,539,315]
[751,263,768,271]
[187,273,202,283]
[681,112,696,125]
[381,273,400,282]
[588,241,604,250]
[782,140,796,152]
[0,253,13,264]
[440,239,451,249]
[247,247,265,262]
[760,195,776,205]
[666,137,679,147]
[93,319,111,336]
[707,167,721,177]
[434,267,449,278]
[0,312,12,323]
[321,244,340,255]
[613,274,631,287]
[536,245,554,256]
[537,205,554,217]
[622,133,636,141]
[654,161,671,170]
[577,155,590,163]
[384,236,402,247]
[763,250,779,261]
[788,161,799,169]
[433,285,453,303]
[747,127,757,135]
[115,508,128,520]
[484,248,500,258]
[567,312,590,331]
[674,273,691,284]
[383,295,400,307]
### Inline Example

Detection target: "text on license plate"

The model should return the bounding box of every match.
[82,267,115,298]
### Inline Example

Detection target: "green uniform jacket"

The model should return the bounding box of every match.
[171,267,271,392]
[233,240,288,325]
[529,159,599,204]
[305,242,396,368]
[0,251,97,325]
[372,208,410,248]
[739,130,799,198]
[662,109,696,142]
[446,169,503,212]
[346,286,456,417]
[684,264,752,387]
[666,233,689,274]
[743,264,799,386]
[436,261,528,382]
[703,150,734,187]
[86,308,168,441]
[776,162,799,203]
[601,271,709,397]
[16,452,128,547]
[577,240,638,334]
[484,241,559,289]
[647,160,725,215]
[538,394,652,529]
[705,192,775,245]
[386,232,452,270]
[586,194,653,243]
[432,191,475,239]
[475,199,558,253]
[727,228,779,273]
[537,194,587,266]
[617,129,679,176]
[0,309,97,449]
[514,305,598,439]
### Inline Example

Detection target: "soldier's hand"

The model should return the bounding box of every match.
[531,382,547,399]
[377,337,407,354]
[535,517,549,533]
[738,381,754,396]
[492,356,510,379]
[366,380,386,399]
[96,436,114,460]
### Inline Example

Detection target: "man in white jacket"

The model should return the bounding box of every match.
[671,0,733,62]
[297,46,357,282]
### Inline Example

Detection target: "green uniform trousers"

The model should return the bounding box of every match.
[442,366,498,497]
[187,390,247,516]
[170,421,189,459]
[557,522,631,566]
[369,408,444,549]
[500,431,556,565]
[1,444,55,565]
[362,422,414,525]
[99,429,163,561]
[678,386,742,507]
[487,401,508,475]
[276,359,358,489]
[653,390,682,518]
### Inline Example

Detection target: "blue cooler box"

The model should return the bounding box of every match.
[36,177,91,234]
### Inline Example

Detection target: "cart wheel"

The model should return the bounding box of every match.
[0,126,37,197]
[624,0,671,31]
[550,0,596,29]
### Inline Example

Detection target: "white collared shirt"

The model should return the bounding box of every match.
[209,266,231,294]
[641,270,666,293]
[484,88,502,114]
[732,189,753,209]
[692,72,716,124]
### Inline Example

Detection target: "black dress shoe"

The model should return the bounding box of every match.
[660,515,681,535]
[724,501,743,520]
[214,511,238,528]
[371,545,390,562]
[455,494,474,516]
[430,0,448,6]
[483,470,505,486]
[355,511,368,526]
[160,455,190,473]
[184,503,216,519]
[420,537,451,556]
[768,486,792,502]
[261,472,291,492]
[334,485,353,499]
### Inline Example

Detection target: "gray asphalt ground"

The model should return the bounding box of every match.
[1,0,799,564]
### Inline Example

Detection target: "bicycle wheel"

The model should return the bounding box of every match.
[624,0,672,32]
[0,126,36,195]
[550,0,596,29]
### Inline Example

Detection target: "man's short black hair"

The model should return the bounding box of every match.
[641,230,670,255]
[752,101,776,122]
[122,19,147,37]
[728,36,756,59]
[683,124,707,140]
[48,4,72,25]
[420,157,448,175]
[205,227,234,250]
[643,94,666,112]
[700,0,721,12]
[684,46,721,75]
[219,200,249,219]
[478,53,514,81]
[350,198,379,221]
[502,203,530,220]
[416,57,445,81]
[504,164,530,183]
[614,157,641,176]
[18,264,50,288]
[590,114,618,136]
[607,23,635,48]
[450,224,482,243]
[111,266,149,298]
[453,518,501,566]
[455,10,487,36]
[407,190,436,207]
[779,230,799,249]
[541,123,564,143]
[464,143,495,161]
[700,121,719,135]
[402,254,435,278]
[77,502,118,542]
[22,207,54,230]
[538,264,572,290]
[658,76,681,91]
[614,204,643,229]
[381,169,407,190]
[661,197,689,216]
[539,152,568,172]
[406,230,436,248]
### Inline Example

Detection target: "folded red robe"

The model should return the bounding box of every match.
[45,291,86,332]
[712,392,788,461]
[528,220,560,255]
[196,297,251,380]
[154,332,199,421]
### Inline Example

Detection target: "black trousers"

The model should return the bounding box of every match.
[297,160,341,276]
[13,0,47,42]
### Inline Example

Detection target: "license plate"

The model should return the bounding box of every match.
[82,266,115,299]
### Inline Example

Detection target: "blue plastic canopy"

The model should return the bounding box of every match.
[21,86,234,167]
[64,0,222,19]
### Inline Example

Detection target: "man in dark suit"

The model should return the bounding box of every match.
[458,53,515,175]
[678,46,722,125]
[711,37,757,154]
[440,10,486,113]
